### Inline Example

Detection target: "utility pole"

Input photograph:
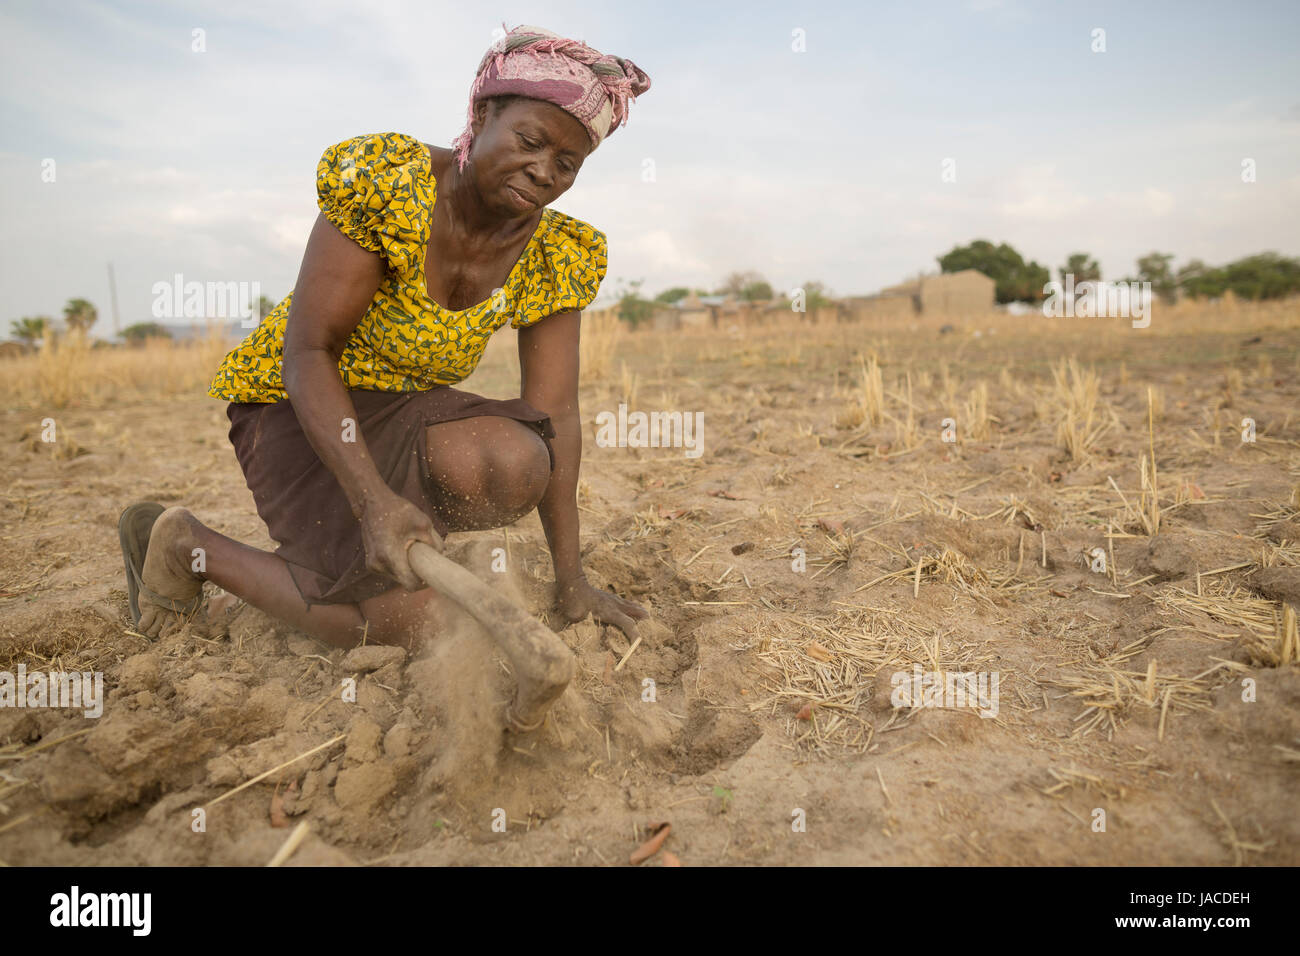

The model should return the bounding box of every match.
[107,261,121,337]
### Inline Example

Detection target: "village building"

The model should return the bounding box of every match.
[666,271,996,326]
[582,269,995,331]
[638,292,779,332]
[837,269,996,322]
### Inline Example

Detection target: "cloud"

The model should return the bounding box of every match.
[996,164,1092,221]
[619,229,710,277]
[1143,188,1175,216]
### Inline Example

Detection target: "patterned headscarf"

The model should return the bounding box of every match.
[450,23,651,173]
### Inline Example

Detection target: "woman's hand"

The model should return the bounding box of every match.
[555,575,648,640]
[359,489,444,591]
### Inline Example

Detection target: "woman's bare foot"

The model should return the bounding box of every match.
[138,506,206,638]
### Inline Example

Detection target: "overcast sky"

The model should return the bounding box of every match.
[2,0,1298,336]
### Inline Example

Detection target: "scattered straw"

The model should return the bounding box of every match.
[204,734,346,810]
[1210,798,1272,865]
[0,806,49,834]
[1,728,94,762]
[267,821,311,867]
[613,635,642,672]
[876,766,892,806]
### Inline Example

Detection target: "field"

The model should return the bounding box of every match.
[1,299,1298,866]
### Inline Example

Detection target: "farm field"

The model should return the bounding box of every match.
[1,301,1298,866]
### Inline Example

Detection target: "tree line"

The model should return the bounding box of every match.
[937,240,1300,305]
[615,273,834,327]
[17,246,1294,344]
[613,242,1299,327]
[10,299,99,348]
[8,296,279,350]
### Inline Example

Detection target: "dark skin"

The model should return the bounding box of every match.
[136,96,648,647]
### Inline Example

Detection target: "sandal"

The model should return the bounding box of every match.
[118,502,205,629]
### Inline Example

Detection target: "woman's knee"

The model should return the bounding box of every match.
[426,417,550,512]
[489,427,551,513]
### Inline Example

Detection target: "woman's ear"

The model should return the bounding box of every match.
[470,98,493,137]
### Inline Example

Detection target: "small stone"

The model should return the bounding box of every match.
[245,681,291,725]
[334,763,396,811]
[176,673,243,714]
[383,724,413,759]
[206,753,242,787]
[119,654,160,692]
[341,645,406,673]
[372,661,405,688]
[344,715,383,765]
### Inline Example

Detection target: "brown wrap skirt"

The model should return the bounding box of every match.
[225,387,555,610]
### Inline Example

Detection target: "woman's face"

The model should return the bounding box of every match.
[468,96,593,217]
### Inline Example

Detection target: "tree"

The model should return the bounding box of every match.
[254,295,276,322]
[1176,259,1220,299]
[1136,252,1176,303]
[1218,252,1300,300]
[794,280,833,310]
[718,270,769,299]
[615,278,656,329]
[1059,252,1100,285]
[1175,252,1300,301]
[10,316,48,349]
[63,298,98,334]
[937,240,1050,303]
[120,322,174,345]
[655,287,690,304]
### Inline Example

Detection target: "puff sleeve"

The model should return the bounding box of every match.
[512,212,609,329]
[316,132,427,270]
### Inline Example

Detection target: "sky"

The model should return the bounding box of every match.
[2,0,1298,337]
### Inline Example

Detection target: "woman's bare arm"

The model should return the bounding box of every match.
[518,311,646,635]
[281,213,441,590]
[282,214,386,511]
[518,310,584,584]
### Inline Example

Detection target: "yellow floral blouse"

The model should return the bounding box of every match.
[208,131,608,403]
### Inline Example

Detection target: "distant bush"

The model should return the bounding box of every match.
[1177,253,1300,301]
[121,322,174,345]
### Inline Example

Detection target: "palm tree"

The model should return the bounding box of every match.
[10,316,48,350]
[63,298,98,334]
